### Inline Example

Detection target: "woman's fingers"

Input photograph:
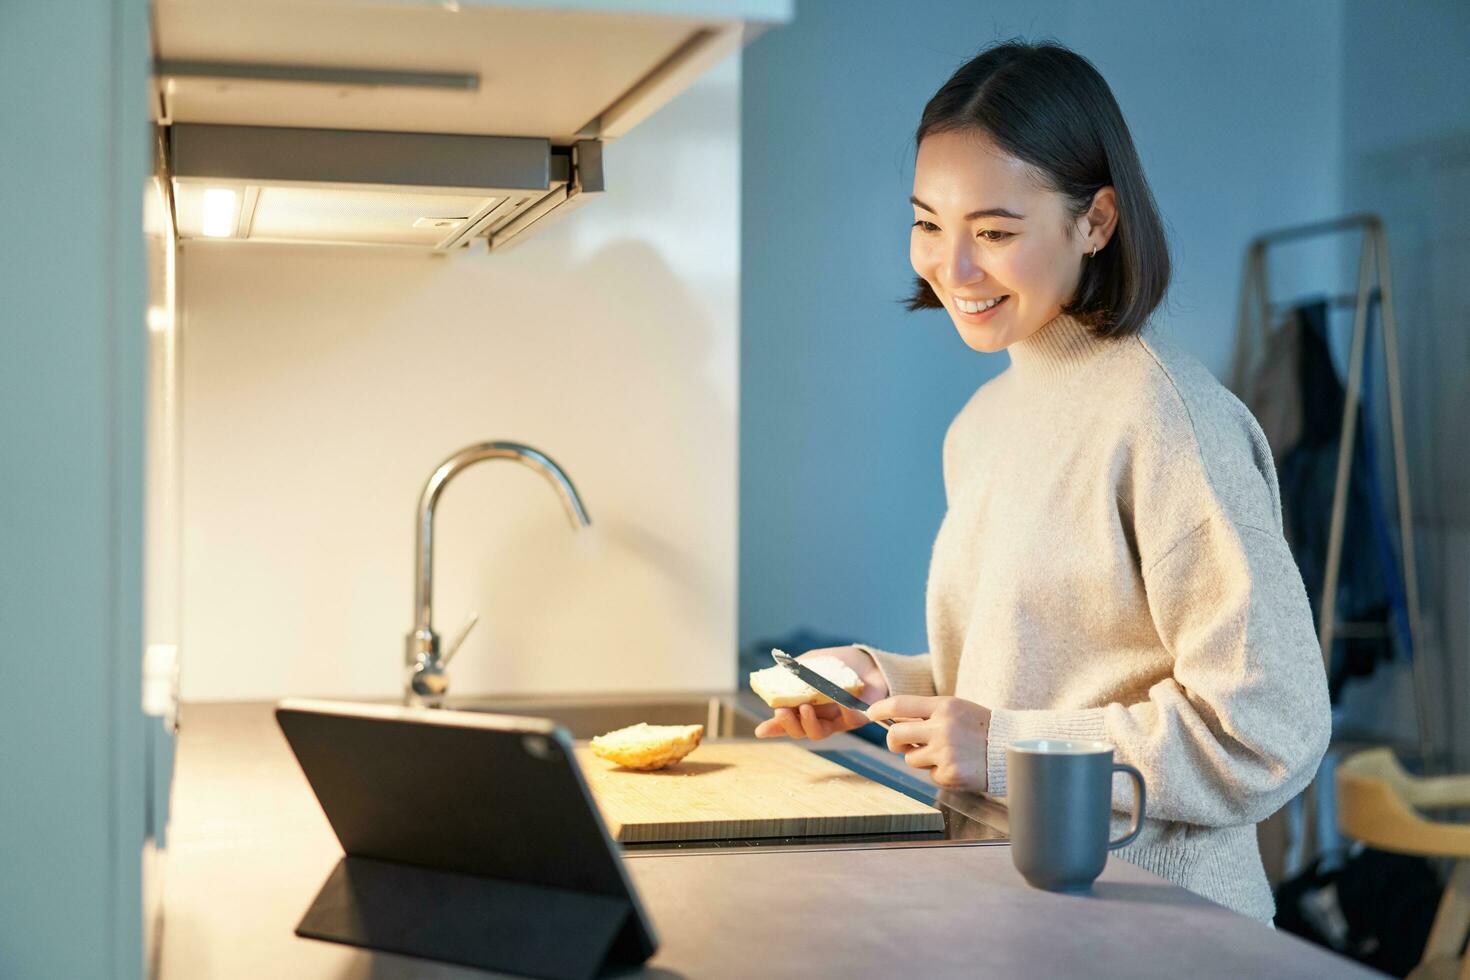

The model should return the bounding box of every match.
[886,720,929,753]
[756,701,856,740]
[799,702,837,740]
[777,706,808,739]
[901,743,936,772]
[754,716,785,738]
[867,695,941,726]
[755,707,807,739]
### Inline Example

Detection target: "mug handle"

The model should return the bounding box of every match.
[1108,763,1146,850]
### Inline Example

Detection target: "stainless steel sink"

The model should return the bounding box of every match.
[445,694,764,739]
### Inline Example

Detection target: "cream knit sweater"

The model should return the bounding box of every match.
[862,312,1331,922]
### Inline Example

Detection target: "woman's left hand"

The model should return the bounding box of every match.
[866,695,992,793]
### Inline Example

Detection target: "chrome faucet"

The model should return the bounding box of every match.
[405,441,591,704]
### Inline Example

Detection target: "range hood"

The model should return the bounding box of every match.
[168,123,602,251]
[153,0,791,252]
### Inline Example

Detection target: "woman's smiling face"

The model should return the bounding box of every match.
[910,129,1103,353]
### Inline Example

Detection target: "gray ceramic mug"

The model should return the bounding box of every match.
[1005,738,1146,892]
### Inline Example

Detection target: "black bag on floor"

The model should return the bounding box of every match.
[1275,847,1442,977]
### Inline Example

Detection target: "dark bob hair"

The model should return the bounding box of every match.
[905,40,1170,339]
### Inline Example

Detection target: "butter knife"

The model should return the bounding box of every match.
[771,650,891,730]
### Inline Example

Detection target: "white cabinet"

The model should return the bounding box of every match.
[152,0,792,250]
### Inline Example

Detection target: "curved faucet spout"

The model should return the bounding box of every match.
[406,441,591,703]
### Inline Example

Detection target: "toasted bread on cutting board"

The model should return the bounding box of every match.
[589,722,704,770]
[749,651,864,708]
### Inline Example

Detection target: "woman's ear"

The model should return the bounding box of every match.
[1083,186,1119,251]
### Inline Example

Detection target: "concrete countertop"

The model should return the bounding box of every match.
[157,700,1379,979]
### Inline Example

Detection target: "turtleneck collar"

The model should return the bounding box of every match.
[1005,312,1115,383]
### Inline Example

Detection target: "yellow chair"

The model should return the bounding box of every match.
[1338,748,1470,979]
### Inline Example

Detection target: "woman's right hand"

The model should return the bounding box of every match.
[753,645,890,740]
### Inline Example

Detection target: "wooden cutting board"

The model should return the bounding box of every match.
[574,739,944,843]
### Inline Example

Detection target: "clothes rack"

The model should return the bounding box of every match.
[1230,212,1431,770]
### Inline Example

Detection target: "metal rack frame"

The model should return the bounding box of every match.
[1231,213,1430,767]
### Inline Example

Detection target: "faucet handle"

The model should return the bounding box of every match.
[441,611,480,667]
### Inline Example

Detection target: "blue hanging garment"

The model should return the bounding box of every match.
[1353,295,1414,662]
[1256,297,1405,702]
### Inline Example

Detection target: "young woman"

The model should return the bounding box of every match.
[753,40,1331,923]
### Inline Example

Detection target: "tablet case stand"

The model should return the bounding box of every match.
[297,856,645,980]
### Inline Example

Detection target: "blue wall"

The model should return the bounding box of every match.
[1339,0,1470,764]
[739,0,1346,653]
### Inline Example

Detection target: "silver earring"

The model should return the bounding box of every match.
[1089,244,1098,258]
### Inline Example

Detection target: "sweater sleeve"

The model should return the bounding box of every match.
[856,645,938,699]
[985,512,1331,826]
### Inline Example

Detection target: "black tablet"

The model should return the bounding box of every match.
[275,698,658,978]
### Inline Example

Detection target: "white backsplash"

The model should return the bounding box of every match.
[177,56,741,702]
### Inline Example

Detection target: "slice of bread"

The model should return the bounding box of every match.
[589,722,704,770]
[749,651,864,709]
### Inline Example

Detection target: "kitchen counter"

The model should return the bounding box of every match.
[158,701,1379,979]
